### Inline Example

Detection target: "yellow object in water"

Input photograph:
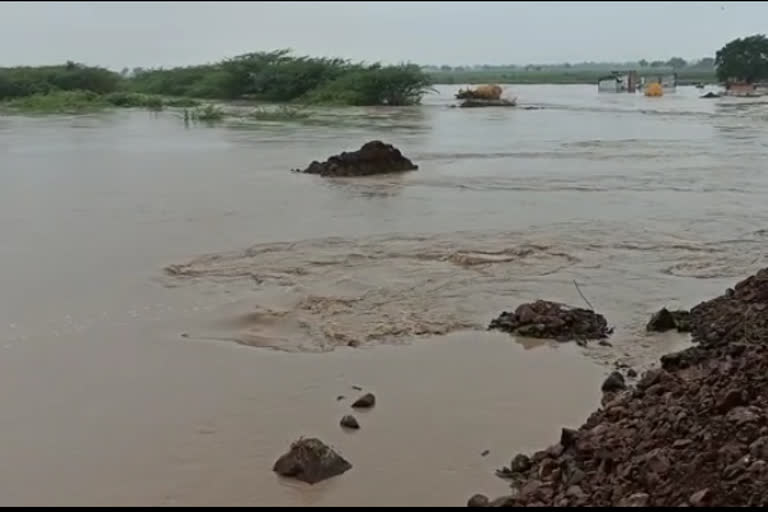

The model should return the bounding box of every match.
[645,82,663,97]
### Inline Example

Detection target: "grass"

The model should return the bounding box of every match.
[185,104,225,122]
[246,105,310,121]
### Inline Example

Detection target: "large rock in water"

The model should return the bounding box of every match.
[488,300,611,342]
[646,307,691,333]
[293,141,418,177]
[273,438,352,484]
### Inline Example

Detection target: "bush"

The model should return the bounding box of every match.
[0,90,107,113]
[0,62,119,100]
[306,64,433,106]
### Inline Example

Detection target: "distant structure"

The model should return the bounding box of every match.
[724,81,761,97]
[597,71,639,93]
[641,73,678,92]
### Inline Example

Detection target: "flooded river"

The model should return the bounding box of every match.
[0,84,766,505]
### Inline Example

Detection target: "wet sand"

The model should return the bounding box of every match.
[1,85,766,505]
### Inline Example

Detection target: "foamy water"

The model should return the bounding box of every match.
[0,84,765,505]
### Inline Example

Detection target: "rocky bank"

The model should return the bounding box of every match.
[476,268,768,507]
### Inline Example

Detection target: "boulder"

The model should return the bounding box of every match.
[273,438,352,484]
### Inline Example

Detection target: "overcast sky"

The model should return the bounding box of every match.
[0,1,765,68]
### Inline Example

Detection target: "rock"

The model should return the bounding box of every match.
[351,393,376,409]
[340,415,360,430]
[510,454,532,473]
[336,395,345,401]
[689,489,711,507]
[489,300,611,342]
[560,428,579,450]
[293,141,418,177]
[626,368,637,378]
[716,389,746,413]
[566,485,585,499]
[467,494,490,507]
[273,438,352,484]
[599,340,613,347]
[473,267,768,507]
[601,371,626,393]
[621,493,650,507]
[352,385,363,391]
[647,308,677,332]
[481,450,490,457]
[647,308,692,333]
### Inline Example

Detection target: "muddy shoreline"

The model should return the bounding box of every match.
[475,267,768,507]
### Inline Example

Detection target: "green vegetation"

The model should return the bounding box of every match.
[0,90,109,114]
[126,50,432,106]
[246,105,310,121]
[1,51,432,114]
[185,104,225,122]
[425,57,718,85]
[715,34,768,84]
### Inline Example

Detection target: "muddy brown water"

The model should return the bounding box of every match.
[0,85,766,505]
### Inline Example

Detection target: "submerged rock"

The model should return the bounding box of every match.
[273,438,352,484]
[351,393,376,409]
[293,140,418,177]
[489,300,611,341]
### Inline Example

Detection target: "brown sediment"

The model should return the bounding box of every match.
[480,267,768,507]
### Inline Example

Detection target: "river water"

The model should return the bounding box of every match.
[0,84,766,505]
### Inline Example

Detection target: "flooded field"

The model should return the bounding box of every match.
[0,84,766,505]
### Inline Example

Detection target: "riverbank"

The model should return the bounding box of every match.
[478,267,768,507]
[428,69,717,86]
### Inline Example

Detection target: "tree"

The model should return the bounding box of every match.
[638,59,649,67]
[650,60,665,68]
[697,57,715,68]
[666,57,687,69]
[715,34,768,83]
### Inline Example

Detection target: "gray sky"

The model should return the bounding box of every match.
[1,1,765,68]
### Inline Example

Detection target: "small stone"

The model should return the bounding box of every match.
[673,439,693,449]
[627,368,638,378]
[352,393,376,409]
[510,454,532,473]
[481,450,490,457]
[351,385,363,391]
[601,371,626,393]
[340,415,360,430]
[467,494,490,507]
[621,493,650,507]
[726,406,758,425]
[347,339,360,347]
[598,340,613,347]
[273,437,352,484]
[716,389,746,413]
[560,428,579,450]
[336,395,345,401]
[689,489,711,507]
[566,485,585,499]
